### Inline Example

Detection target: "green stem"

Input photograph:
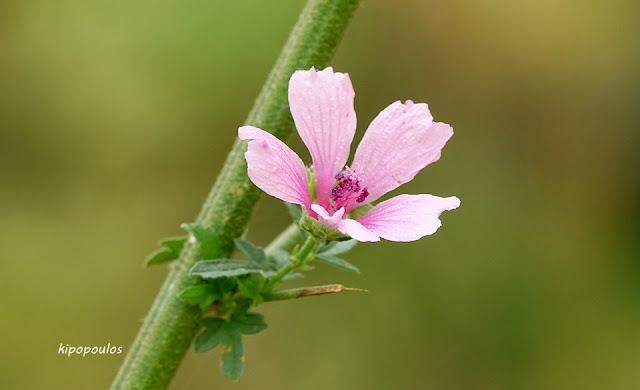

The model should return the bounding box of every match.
[110,1,360,389]
[295,234,317,260]
[266,235,317,290]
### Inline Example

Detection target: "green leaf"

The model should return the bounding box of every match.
[315,253,360,273]
[214,277,238,295]
[145,249,176,266]
[190,259,277,279]
[194,318,228,353]
[194,304,267,380]
[319,239,357,256]
[178,284,223,310]
[237,276,264,306]
[181,223,221,260]
[281,272,304,282]
[284,202,302,223]
[271,249,292,269]
[161,237,187,253]
[229,304,268,334]
[221,333,244,381]
[145,236,187,266]
[234,239,269,266]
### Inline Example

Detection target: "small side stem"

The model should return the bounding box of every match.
[262,284,365,302]
[265,235,316,290]
[294,234,317,259]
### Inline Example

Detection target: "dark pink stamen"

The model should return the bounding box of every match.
[329,168,369,212]
[356,187,369,203]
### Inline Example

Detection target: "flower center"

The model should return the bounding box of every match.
[329,167,369,212]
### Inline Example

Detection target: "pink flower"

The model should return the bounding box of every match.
[239,67,460,242]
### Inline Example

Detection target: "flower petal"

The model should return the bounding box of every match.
[289,67,357,207]
[338,218,381,242]
[239,126,311,211]
[356,194,460,242]
[351,100,453,204]
[311,204,345,230]
[312,204,380,242]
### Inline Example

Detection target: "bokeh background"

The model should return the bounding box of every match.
[1,0,639,389]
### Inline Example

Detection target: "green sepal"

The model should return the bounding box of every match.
[145,236,187,266]
[299,211,349,244]
[193,304,267,380]
[190,259,277,279]
[284,202,302,223]
[306,167,316,202]
[181,223,222,260]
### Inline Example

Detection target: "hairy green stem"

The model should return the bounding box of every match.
[110,1,360,389]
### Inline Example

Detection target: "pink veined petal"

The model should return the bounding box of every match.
[289,67,357,208]
[311,204,345,230]
[239,126,312,212]
[351,100,453,205]
[338,218,380,242]
[356,194,460,242]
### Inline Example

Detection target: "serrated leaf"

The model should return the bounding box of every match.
[190,259,277,279]
[315,253,360,273]
[234,239,269,266]
[145,236,187,266]
[221,332,244,380]
[319,239,357,256]
[284,202,302,223]
[194,304,267,380]
[194,318,228,353]
[181,223,221,260]
[179,284,224,310]
[230,304,268,334]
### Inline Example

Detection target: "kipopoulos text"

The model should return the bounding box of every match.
[58,343,123,357]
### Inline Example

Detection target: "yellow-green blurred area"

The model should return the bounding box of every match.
[1,0,639,388]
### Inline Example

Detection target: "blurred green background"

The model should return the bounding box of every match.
[1,0,639,389]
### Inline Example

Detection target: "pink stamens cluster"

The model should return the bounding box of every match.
[330,168,369,212]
